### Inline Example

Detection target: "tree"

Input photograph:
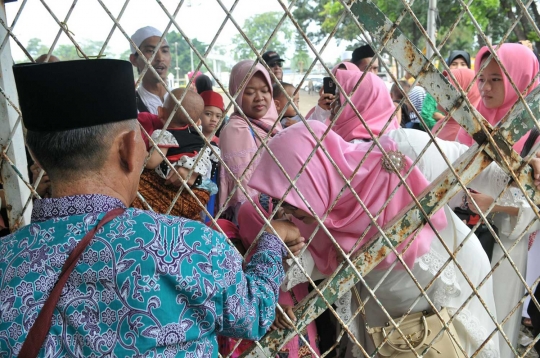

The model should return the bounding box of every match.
[165,31,207,76]
[292,1,328,45]
[293,0,514,56]
[25,38,115,61]
[48,40,113,60]
[119,49,132,61]
[290,21,313,73]
[231,12,293,61]
[291,41,312,73]
[26,38,49,58]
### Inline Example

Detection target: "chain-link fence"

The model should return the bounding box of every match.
[2,0,540,357]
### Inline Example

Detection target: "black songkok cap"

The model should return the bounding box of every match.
[352,45,376,64]
[13,59,137,132]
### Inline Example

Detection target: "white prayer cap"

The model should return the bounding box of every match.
[130,26,163,54]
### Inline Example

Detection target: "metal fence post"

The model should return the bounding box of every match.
[0,0,31,231]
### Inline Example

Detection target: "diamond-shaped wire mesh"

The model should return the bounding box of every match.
[3,0,540,357]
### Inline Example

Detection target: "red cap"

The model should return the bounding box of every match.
[200,90,225,112]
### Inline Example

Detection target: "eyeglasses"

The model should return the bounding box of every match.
[271,197,298,211]
[269,62,283,68]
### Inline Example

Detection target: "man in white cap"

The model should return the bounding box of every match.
[129,26,172,114]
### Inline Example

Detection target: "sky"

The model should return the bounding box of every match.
[4,0,348,66]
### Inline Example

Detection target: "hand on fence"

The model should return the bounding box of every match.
[468,192,494,215]
[270,304,296,330]
[266,220,305,257]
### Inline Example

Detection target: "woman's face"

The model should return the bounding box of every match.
[478,59,505,109]
[449,56,468,69]
[272,197,316,225]
[284,205,316,225]
[241,72,272,119]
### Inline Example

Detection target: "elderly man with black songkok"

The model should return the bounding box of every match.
[0,59,305,356]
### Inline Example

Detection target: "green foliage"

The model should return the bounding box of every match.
[57,40,114,60]
[291,49,312,73]
[527,31,540,43]
[26,38,49,58]
[165,31,207,76]
[292,0,326,44]
[291,24,313,73]
[438,26,475,57]
[294,0,511,55]
[25,38,114,61]
[231,12,293,61]
[119,49,132,61]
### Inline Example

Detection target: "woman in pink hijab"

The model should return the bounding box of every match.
[332,70,400,142]
[306,61,360,122]
[219,60,282,219]
[432,68,481,141]
[249,121,446,275]
[454,43,539,356]
[457,43,539,152]
[247,121,500,356]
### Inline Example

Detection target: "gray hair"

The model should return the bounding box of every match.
[26,119,138,180]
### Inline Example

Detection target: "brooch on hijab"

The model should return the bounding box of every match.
[382,150,407,173]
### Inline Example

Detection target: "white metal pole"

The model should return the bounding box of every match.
[190,48,194,72]
[426,0,437,60]
[175,42,179,86]
[0,0,31,231]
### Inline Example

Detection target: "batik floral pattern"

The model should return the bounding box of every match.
[0,194,286,357]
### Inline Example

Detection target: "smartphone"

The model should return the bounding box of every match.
[323,77,335,94]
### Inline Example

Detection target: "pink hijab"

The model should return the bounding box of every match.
[457,44,539,152]
[305,61,360,120]
[248,121,447,275]
[332,61,360,73]
[332,70,399,142]
[433,68,480,141]
[219,60,282,209]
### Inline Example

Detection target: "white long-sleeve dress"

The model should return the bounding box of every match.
[284,126,501,357]
[470,170,540,356]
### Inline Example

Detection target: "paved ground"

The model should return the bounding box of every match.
[297,89,320,116]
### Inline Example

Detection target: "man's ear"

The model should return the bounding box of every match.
[118,130,142,174]
[129,53,138,67]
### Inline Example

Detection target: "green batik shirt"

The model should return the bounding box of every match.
[0,194,286,357]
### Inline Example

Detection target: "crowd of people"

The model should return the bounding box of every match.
[1,24,540,357]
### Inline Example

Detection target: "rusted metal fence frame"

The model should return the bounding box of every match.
[241,1,540,357]
[1,0,540,357]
